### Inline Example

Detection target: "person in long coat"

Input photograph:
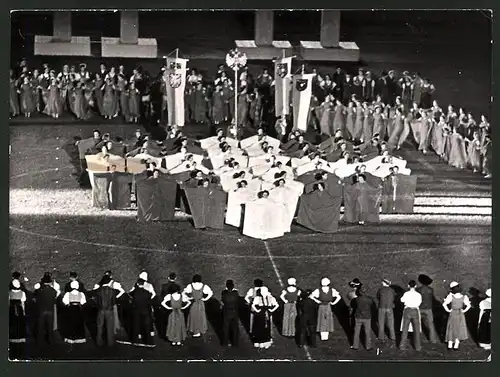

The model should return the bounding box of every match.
[9,279,27,343]
[20,76,36,117]
[443,281,471,350]
[477,288,491,350]
[44,78,62,119]
[372,106,386,141]
[319,95,335,136]
[128,81,141,123]
[117,74,129,120]
[362,103,373,143]
[345,102,356,140]
[212,85,225,125]
[310,278,341,341]
[353,102,364,141]
[280,278,301,337]
[333,99,346,137]
[250,286,279,348]
[102,79,117,119]
[61,281,87,343]
[93,73,105,116]
[183,274,213,338]
[161,286,191,346]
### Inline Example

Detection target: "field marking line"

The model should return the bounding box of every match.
[264,240,313,361]
[10,167,73,180]
[9,225,489,260]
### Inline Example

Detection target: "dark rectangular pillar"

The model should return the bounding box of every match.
[255,10,274,46]
[120,11,139,44]
[320,10,341,48]
[53,11,72,42]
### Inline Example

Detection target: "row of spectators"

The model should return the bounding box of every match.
[9,270,491,353]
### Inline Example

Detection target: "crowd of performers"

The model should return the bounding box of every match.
[9,269,491,353]
[10,58,492,178]
[77,126,420,238]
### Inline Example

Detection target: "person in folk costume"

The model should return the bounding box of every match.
[347,278,362,328]
[9,279,27,344]
[11,271,28,292]
[245,279,266,333]
[416,274,439,344]
[430,100,442,122]
[183,274,213,338]
[363,71,376,102]
[399,280,422,351]
[448,127,468,169]
[411,72,423,107]
[416,110,433,154]
[432,115,448,159]
[478,114,490,147]
[481,134,492,179]
[128,278,156,347]
[342,74,354,105]
[372,106,386,141]
[129,272,157,337]
[443,281,471,350]
[280,277,301,338]
[353,100,364,141]
[94,271,126,336]
[43,78,62,119]
[73,80,88,120]
[157,272,181,340]
[350,285,375,350]
[236,86,251,128]
[361,102,374,143]
[446,105,459,130]
[296,289,318,348]
[220,279,240,347]
[318,94,335,137]
[161,285,190,346]
[191,83,205,124]
[211,84,225,125]
[332,99,346,138]
[376,278,396,342]
[344,101,356,141]
[64,272,86,293]
[399,71,413,110]
[250,286,279,349]
[385,70,400,106]
[465,112,478,141]
[419,78,435,110]
[352,69,364,99]
[456,108,468,138]
[222,80,235,122]
[310,277,342,341]
[467,131,483,173]
[249,86,264,129]
[19,75,36,118]
[477,288,491,350]
[102,78,117,119]
[61,281,87,344]
[34,273,60,344]
[9,69,20,117]
[128,81,141,123]
[30,69,42,113]
[92,73,105,117]
[116,74,129,120]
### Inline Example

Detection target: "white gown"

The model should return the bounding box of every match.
[242,197,287,240]
[225,186,261,228]
[268,186,301,233]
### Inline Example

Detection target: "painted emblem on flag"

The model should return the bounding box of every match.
[169,62,182,70]
[277,63,288,78]
[168,73,182,88]
[296,79,308,92]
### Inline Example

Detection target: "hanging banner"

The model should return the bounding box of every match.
[292,74,315,132]
[166,57,189,127]
[274,57,293,117]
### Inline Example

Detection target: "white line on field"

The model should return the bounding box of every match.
[263,240,313,361]
[10,167,72,179]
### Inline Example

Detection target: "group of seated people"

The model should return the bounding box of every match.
[76,124,417,240]
[9,269,492,353]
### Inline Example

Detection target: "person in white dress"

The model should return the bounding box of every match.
[310,278,341,340]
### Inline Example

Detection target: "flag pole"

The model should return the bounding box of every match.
[234,67,238,139]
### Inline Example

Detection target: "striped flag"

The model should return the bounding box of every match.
[166,57,189,127]
[292,74,315,132]
[274,57,293,117]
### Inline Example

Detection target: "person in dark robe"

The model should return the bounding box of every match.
[221,279,240,347]
[136,170,178,221]
[211,84,225,125]
[416,274,439,344]
[222,80,234,122]
[34,273,59,344]
[343,174,381,225]
[297,182,342,233]
[61,281,87,344]
[129,279,155,347]
[381,166,417,214]
[343,74,354,105]
[183,179,227,230]
[297,289,317,348]
[350,286,375,350]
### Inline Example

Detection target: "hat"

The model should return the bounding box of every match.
[287,278,296,286]
[70,271,78,278]
[449,281,459,288]
[349,278,362,287]
[486,288,491,297]
[70,281,79,290]
[12,279,21,289]
[79,63,87,69]
[321,277,330,286]
[382,278,391,286]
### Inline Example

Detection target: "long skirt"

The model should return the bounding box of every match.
[166,309,187,342]
[316,304,334,332]
[120,92,129,118]
[477,310,491,347]
[467,143,482,170]
[333,110,345,136]
[418,122,432,151]
[353,114,364,140]
[362,116,373,142]
[282,302,297,337]
[187,300,208,335]
[9,307,27,343]
[63,304,87,343]
[345,113,355,139]
[445,309,468,341]
[431,126,446,156]
[320,109,334,136]
[10,85,20,115]
[251,311,272,343]
[103,92,116,117]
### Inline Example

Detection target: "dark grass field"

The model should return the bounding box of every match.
[8,123,491,361]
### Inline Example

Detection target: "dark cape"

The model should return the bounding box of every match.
[343,182,382,223]
[109,172,133,210]
[136,173,178,221]
[380,175,418,214]
[183,186,228,229]
[297,189,342,233]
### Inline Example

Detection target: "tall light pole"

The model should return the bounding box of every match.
[225,48,247,139]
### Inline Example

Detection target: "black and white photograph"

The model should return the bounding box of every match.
[8,9,492,361]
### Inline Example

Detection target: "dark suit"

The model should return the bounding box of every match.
[297,297,317,347]
[351,295,374,349]
[35,285,57,344]
[377,286,396,340]
[93,285,117,346]
[131,287,154,345]
[221,289,240,346]
[416,285,438,343]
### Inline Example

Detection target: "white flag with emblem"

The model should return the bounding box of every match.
[166,57,189,127]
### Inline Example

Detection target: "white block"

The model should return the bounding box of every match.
[234,40,293,60]
[34,35,91,56]
[299,40,360,61]
[101,37,158,58]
